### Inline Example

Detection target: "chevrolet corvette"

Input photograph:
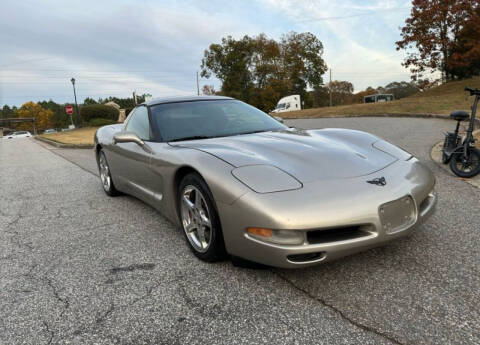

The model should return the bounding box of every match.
[94,96,436,268]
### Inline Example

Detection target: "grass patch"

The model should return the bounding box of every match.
[278,77,480,119]
[40,127,98,145]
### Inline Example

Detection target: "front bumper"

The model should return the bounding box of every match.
[217,159,436,268]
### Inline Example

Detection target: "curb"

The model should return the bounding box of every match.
[35,136,94,149]
[281,113,480,126]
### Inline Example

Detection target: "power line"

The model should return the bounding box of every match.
[295,6,409,23]
[0,57,53,68]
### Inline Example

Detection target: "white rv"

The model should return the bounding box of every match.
[271,95,301,113]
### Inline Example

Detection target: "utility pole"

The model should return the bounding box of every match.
[196,71,200,96]
[329,68,332,107]
[133,91,137,106]
[70,78,79,127]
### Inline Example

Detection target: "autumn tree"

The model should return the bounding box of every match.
[202,85,216,95]
[396,0,478,81]
[448,6,480,78]
[16,101,53,131]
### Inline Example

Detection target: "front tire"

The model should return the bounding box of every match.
[178,173,226,262]
[449,147,480,178]
[98,150,120,196]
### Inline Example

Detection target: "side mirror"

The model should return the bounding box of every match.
[114,131,153,154]
[273,116,284,124]
[114,131,144,146]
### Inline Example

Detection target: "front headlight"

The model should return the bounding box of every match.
[373,140,413,160]
[232,165,302,193]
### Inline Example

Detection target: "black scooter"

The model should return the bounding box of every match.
[442,87,480,178]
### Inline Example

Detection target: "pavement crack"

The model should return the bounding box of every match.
[109,263,156,274]
[45,276,70,316]
[43,320,54,345]
[274,271,405,345]
[6,214,22,228]
[96,302,115,324]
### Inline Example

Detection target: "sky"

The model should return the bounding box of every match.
[0,0,414,106]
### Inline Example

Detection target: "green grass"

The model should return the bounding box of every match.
[278,77,480,119]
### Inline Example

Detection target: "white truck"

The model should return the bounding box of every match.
[271,95,301,113]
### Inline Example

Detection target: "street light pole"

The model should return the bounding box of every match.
[329,68,332,107]
[70,77,79,127]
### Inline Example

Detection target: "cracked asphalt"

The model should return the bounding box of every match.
[1,117,479,345]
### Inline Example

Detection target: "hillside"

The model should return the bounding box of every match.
[279,77,480,118]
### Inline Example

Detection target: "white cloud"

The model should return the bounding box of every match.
[0,0,422,105]
[259,0,413,91]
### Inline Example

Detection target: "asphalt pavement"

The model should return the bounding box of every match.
[1,117,479,345]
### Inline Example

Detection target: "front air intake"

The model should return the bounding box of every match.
[306,226,372,244]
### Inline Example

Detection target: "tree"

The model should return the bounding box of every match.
[202,85,216,95]
[383,81,419,99]
[38,99,70,128]
[83,97,98,105]
[280,32,327,97]
[396,0,478,81]
[16,101,53,130]
[201,32,327,111]
[327,80,354,106]
[1,105,15,119]
[448,6,480,78]
[201,35,256,101]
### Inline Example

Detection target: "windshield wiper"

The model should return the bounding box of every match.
[169,135,211,142]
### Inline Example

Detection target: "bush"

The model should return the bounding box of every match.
[80,104,119,122]
[88,118,118,127]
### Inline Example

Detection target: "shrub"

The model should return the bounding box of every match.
[80,104,119,122]
[88,118,118,127]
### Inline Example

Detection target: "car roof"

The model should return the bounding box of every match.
[143,95,233,107]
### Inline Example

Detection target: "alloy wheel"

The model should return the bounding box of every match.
[180,185,212,253]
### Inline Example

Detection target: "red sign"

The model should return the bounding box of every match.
[66,105,73,115]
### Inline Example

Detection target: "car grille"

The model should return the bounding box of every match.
[306,226,373,244]
[379,195,416,234]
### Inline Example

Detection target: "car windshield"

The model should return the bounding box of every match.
[150,100,287,142]
[275,103,285,109]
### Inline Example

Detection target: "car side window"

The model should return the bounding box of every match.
[125,106,150,140]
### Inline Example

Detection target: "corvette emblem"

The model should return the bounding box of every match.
[367,177,386,186]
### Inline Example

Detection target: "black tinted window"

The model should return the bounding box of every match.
[125,106,150,140]
[150,100,286,142]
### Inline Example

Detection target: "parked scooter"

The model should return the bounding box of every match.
[442,87,480,178]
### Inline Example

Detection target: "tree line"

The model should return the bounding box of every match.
[201,0,480,110]
[0,95,147,131]
[2,0,480,124]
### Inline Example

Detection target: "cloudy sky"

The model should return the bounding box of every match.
[0,0,413,106]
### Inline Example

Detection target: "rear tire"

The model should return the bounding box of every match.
[178,173,226,262]
[449,147,480,178]
[98,150,120,196]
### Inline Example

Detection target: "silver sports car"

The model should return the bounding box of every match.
[94,96,436,268]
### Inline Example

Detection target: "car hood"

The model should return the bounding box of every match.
[174,129,398,183]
